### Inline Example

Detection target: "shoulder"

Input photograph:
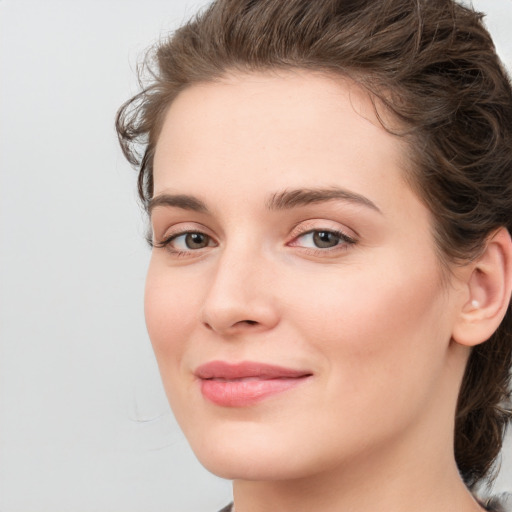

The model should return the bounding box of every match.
[483,493,512,512]
[215,497,512,512]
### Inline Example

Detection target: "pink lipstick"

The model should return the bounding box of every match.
[195,361,312,407]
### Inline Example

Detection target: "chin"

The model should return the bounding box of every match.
[186,426,284,479]
[196,448,310,481]
[183,420,339,482]
[199,455,284,481]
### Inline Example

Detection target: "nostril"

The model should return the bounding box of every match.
[202,319,258,332]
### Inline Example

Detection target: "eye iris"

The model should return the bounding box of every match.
[313,231,339,248]
[185,233,209,249]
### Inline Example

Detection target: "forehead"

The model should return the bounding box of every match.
[153,70,412,207]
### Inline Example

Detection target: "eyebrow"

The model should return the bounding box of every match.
[266,187,381,213]
[148,194,209,215]
[148,187,381,216]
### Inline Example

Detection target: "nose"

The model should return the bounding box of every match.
[200,248,280,335]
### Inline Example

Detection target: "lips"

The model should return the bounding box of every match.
[195,361,312,407]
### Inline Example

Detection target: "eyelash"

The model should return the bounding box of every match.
[290,228,357,255]
[153,231,216,257]
[153,227,357,257]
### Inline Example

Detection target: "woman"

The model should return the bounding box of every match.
[116,0,512,510]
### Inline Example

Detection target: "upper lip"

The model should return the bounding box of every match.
[195,361,312,380]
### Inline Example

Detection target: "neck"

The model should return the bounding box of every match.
[233,456,482,512]
[232,412,483,512]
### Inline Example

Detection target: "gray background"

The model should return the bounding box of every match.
[0,1,511,511]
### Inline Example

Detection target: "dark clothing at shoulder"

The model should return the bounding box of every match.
[484,493,512,512]
[217,494,512,512]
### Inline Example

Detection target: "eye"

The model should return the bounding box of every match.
[173,232,212,250]
[155,230,217,254]
[305,231,341,248]
[291,229,356,250]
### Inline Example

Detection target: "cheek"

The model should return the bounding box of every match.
[144,258,208,423]
[144,259,198,369]
[283,251,451,408]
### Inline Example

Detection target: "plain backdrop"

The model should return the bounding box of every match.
[0,1,511,511]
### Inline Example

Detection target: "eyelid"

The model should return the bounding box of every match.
[286,221,358,256]
[288,229,356,249]
[152,221,210,240]
[158,231,216,249]
[152,222,218,251]
[287,219,357,243]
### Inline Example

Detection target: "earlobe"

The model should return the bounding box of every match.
[452,228,512,347]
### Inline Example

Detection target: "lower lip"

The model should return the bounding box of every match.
[200,377,309,407]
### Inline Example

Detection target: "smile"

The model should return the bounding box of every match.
[195,361,313,407]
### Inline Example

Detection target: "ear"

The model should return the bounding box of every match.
[452,227,512,347]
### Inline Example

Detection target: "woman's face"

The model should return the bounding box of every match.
[147,71,467,480]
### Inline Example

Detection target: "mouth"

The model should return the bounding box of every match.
[194,361,313,407]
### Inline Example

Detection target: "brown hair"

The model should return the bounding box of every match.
[116,0,512,488]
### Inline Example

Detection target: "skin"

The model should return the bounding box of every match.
[147,71,488,512]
